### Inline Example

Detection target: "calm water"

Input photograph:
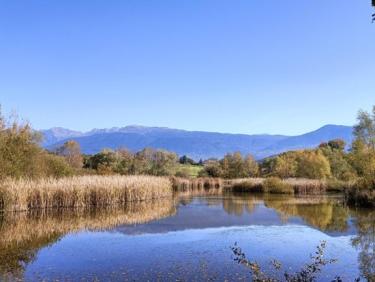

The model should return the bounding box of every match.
[0,193,374,281]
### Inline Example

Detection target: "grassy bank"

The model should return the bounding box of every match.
[0,175,173,212]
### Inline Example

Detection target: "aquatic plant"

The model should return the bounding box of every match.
[171,177,223,192]
[263,177,294,194]
[0,175,173,211]
[229,178,327,195]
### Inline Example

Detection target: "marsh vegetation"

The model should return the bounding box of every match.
[1,105,375,209]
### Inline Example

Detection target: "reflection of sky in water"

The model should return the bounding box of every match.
[1,194,373,281]
[25,225,359,281]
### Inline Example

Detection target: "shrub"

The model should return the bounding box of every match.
[325,178,352,193]
[263,177,294,194]
[42,153,74,178]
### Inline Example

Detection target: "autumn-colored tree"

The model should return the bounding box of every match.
[295,150,331,179]
[349,139,375,180]
[273,152,298,178]
[203,152,258,178]
[244,155,259,177]
[56,140,83,169]
[0,107,72,179]
[319,140,356,181]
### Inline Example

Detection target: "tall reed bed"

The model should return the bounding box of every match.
[286,178,326,194]
[171,177,223,193]
[0,175,173,211]
[228,178,330,195]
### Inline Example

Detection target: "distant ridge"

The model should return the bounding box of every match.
[41,125,354,160]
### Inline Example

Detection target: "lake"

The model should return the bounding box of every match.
[0,193,374,281]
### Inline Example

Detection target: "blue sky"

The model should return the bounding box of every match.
[0,0,374,135]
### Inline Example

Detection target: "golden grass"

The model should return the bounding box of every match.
[171,177,223,192]
[227,178,264,192]
[0,175,173,211]
[285,178,326,194]
[228,178,335,195]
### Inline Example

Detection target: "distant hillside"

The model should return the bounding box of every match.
[41,125,354,160]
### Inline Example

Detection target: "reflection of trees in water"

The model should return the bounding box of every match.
[218,194,374,281]
[0,199,176,280]
[351,209,375,281]
[263,196,349,232]
[222,195,256,216]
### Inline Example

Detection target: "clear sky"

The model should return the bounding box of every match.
[0,0,374,135]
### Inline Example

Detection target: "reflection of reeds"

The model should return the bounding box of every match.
[0,175,173,211]
[0,199,176,278]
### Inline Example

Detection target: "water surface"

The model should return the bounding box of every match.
[0,193,374,281]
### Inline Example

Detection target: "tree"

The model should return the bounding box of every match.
[179,155,196,165]
[273,153,298,178]
[149,149,178,176]
[114,148,134,175]
[350,106,375,189]
[202,152,258,179]
[202,160,222,177]
[354,106,375,150]
[295,150,331,179]
[0,107,72,179]
[349,139,375,180]
[56,140,83,169]
[244,155,259,177]
[320,140,356,181]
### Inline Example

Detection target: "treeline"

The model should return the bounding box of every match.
[83,148,178,176]
[198,153,258,178]
[1,105,375,194]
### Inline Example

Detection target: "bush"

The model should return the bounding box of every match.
[175,168,191,178]
[346,177,375,207]
[263,177,294,194]
[42,153,74,178]
[325,178,352,193]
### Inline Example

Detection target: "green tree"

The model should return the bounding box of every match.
[201,160,222,177]
[319,140,356,181]
[354,106,375,150]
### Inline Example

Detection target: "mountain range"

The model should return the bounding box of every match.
[41,124,354,160]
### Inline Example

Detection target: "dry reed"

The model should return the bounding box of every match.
[228,178,330,195]
[0,175,173,211]
[171,177,223,192]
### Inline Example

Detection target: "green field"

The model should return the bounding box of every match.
[176,164,203,178]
